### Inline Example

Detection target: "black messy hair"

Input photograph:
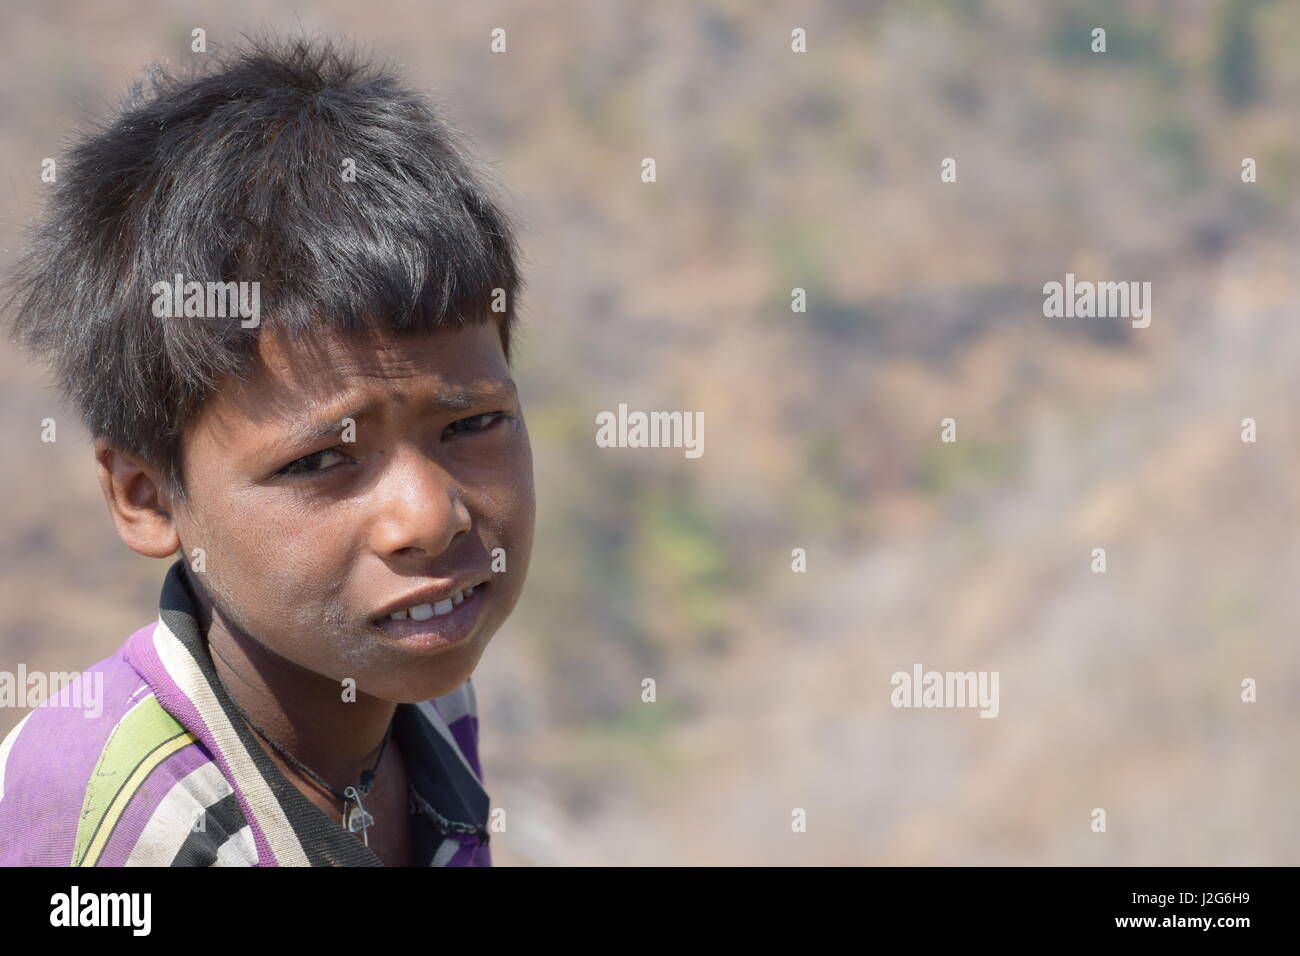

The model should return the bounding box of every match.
[5,34,525,501]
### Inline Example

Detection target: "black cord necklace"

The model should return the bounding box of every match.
[220,684,393,847]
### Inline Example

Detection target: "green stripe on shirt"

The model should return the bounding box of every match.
[73,694,197,866]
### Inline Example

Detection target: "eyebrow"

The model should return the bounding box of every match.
[260,384,518,458]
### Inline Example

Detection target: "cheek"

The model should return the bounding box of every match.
[199,491,350,618]
[459,440,534,594]
[483,437,535,541]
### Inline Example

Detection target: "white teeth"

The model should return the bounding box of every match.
[388,588,478,622]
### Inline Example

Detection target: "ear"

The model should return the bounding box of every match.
[93,437,181,559]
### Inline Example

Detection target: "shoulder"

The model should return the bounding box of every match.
[0,625,255,866]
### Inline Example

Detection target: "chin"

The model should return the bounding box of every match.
[381,649,482,704]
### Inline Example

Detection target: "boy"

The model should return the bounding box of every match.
[0,36,534,866]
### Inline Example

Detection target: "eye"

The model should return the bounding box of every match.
[278,447,354,477]
[444,412,510,437]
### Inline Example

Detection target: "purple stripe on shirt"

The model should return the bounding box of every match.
[444,713,484,783]
[445,833,492,867]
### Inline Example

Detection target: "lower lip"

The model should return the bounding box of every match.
[370,585,486,652]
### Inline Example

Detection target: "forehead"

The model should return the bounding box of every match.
[254,318,506,386]
[190,319,512,445]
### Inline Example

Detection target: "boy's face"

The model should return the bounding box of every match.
[168,318,534,703]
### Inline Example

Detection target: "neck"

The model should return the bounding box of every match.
[190,580,397,797]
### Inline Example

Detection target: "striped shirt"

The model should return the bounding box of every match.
[0,558,492,866]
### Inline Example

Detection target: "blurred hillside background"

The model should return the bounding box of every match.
[2,0,1299,864]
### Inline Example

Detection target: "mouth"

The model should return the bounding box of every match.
[370,582,489,651]
[380,582,479,621]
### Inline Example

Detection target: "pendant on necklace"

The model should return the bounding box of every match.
[343,785,376,844]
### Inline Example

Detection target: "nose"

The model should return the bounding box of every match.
[368,447,472,559]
